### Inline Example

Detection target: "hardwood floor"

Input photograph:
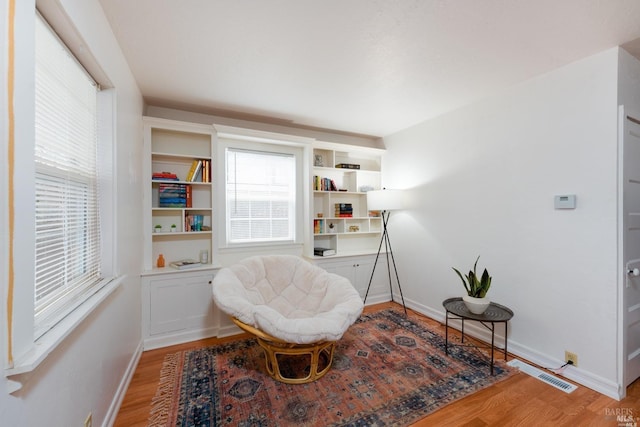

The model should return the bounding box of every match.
[114,303,639,426]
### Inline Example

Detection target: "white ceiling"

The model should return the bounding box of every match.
[98,0,640,137]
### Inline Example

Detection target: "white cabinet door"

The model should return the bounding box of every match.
[142,270,217,349]
[149,277,188,335]
[315,255,391,305]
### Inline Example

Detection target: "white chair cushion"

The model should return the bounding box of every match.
[212,255,364,344]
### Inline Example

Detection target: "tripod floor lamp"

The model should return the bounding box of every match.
[364,189,407,315]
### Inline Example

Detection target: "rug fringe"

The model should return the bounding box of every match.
[148,351,182,427]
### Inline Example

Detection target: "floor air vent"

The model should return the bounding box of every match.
[507,359,577,393]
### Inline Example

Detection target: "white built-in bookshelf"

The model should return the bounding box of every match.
[143,117,215,273]
[311,144,384,257]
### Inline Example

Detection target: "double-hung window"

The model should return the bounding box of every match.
[226,148,296,243]
[33,14,106,338]
[218,130,307,248]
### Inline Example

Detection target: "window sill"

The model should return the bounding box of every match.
[5,275,124,393]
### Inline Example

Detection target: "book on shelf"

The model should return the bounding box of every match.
[313,176,338,191]
[152,171,179,181]
[334,203,353,217]
[314,247,336,256]
[190,160,203,182]
[186,185,192,208]
[169,259,202,270]
[185,160,200,181]
[202,160,210,183]
[158,183,191,207]
[185,214,204,231]
[335,163,360,169]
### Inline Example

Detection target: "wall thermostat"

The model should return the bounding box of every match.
[554,194,576,209]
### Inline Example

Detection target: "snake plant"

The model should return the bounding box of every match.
[452,256,492,298]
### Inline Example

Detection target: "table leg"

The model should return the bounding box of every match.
[461,318,465,343]
[445,311,449,355]
[504,321,508,361]
[490,322,495,375]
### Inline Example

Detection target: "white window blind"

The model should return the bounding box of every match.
[34,14,102,337]
[226,148,296,244]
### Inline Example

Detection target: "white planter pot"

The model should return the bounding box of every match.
[463,295,490,314]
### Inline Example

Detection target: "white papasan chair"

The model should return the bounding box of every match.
[212,255,364,384]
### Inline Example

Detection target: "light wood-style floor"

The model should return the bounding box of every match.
[115,303,639,426]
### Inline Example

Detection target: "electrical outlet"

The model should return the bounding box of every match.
[565,351,578,367]
[84,413,92,427]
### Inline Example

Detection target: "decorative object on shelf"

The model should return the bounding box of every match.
[314,154,324,167]
[199,249,209,264]
[360,185,374,192]
[154,224,162,233]
[348,225,360,232]
[364,189,407,315]
[452,256,492,314]
[156,254,165,268]
[170,259,202,270]
[170,224,177,232]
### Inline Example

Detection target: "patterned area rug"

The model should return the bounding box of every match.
[149,309,514,426]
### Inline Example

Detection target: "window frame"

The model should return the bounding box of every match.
[215,125,312,251]
[34,13,105,337]
[225,147,297,245]
[4,8,119,379]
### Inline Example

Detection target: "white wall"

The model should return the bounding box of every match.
[619,49,640,114]
[0,0,144,425]
[382,48,623,397]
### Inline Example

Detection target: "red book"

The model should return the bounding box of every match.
[186,185,192,208]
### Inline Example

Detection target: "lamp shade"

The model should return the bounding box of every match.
[367,189,405,211]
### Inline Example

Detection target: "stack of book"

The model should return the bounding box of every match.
[334,203,353,217]
[170,259,202,270]
[314,247,336,256]
[159,183,192,207]
[152,171,178,181]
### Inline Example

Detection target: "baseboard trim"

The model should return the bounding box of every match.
[143,327,218,351]
[401,297,623,401]
[103,341,143,427]
[218,324,243,338]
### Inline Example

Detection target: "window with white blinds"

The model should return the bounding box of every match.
[34,14,103,337]
[225,148,296,244]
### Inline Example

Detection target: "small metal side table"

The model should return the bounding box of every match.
[443,297,514,375]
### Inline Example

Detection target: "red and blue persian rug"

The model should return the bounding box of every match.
[149,308,514,426]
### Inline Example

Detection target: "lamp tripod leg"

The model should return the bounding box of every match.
[364,220,386,305]
[364,211,407,315]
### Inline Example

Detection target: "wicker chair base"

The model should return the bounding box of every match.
[232,317,335,384]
